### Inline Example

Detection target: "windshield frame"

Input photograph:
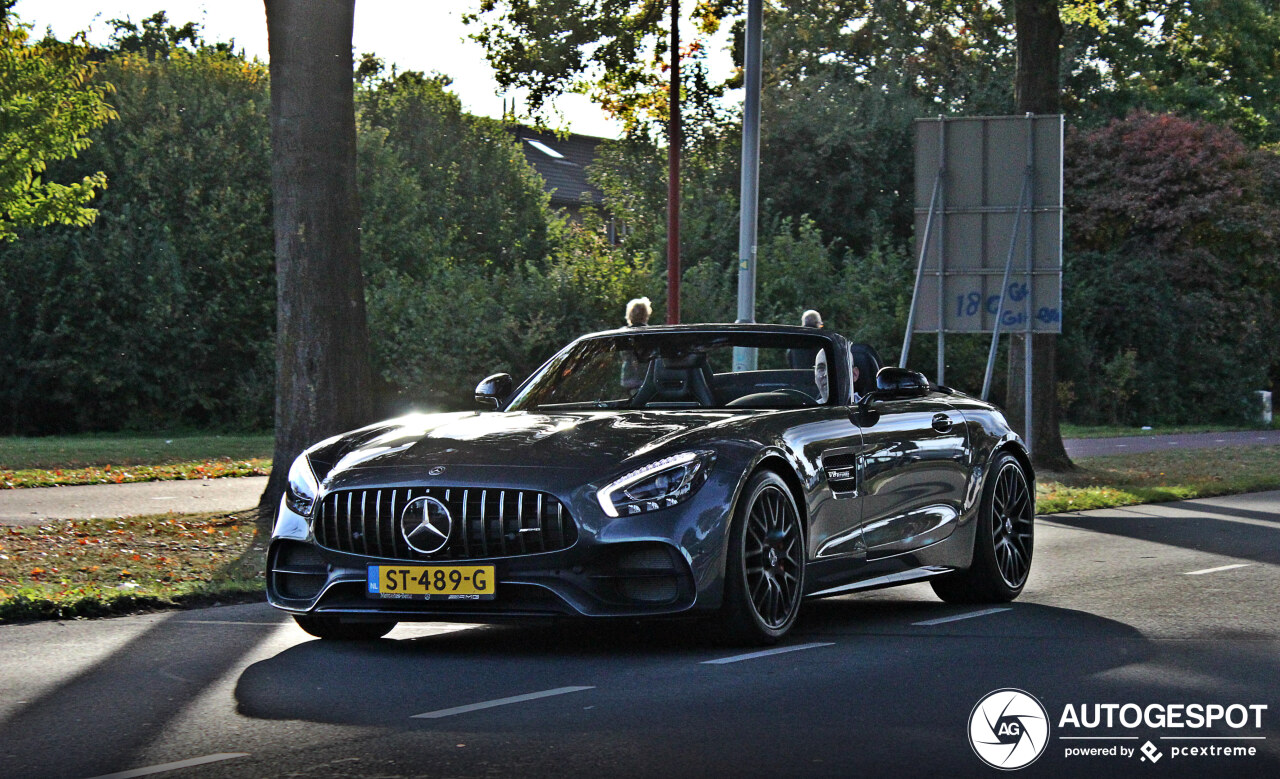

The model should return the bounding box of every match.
[503,329,850,412]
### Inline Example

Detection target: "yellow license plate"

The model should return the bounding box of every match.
[367,565,496,600]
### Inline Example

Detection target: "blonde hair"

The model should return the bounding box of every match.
[625,296,652,326]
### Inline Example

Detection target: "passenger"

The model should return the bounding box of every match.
[814,350,829,404]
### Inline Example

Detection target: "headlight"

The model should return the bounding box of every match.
[597,451,714,518]
[285,454,320,517]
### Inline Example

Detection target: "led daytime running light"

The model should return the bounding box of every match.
[598,451,709,518]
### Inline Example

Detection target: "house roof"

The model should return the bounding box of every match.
[509,126,607,208]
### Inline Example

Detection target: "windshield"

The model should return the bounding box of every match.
[505,332,837,412]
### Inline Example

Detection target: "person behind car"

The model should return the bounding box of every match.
[788,308,823,369]
[621,297,652,392]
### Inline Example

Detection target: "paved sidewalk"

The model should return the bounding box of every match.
[0,476,268,527]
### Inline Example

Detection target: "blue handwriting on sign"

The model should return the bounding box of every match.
[954,286,1058,327]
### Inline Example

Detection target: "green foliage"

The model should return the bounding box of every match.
[467,0,731,136]
[367,219,659,409]
[356,65,553,272]
[0,9,115,241]
[0,44,275,433]
[1060,113,1280,425]
[1062,0,1280,144]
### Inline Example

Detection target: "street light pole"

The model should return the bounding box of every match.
[666,0,682,324]
[733,0,762,370]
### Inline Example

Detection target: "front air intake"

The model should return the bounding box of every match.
[312,487,577,561]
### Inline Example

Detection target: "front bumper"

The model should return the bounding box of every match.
[265,470,737,621]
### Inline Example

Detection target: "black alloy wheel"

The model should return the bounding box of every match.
[990,457,1035,588]
[294,614,396,641]
[932,451,1034,604]
[721,470,806,644]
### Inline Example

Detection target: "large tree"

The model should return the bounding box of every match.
[1007,0,1071,470]
[259,0,373,519]
[0,2,114,241]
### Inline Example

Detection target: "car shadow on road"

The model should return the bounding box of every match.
[233,600,1152,729]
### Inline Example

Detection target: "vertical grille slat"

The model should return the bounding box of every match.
[516,492,527,555]
[498,491,508,556]
[311,486,576,561]
[359,491,369,556]
[465,486,476,557]
[479,490,489,558]
[374,490,384,558]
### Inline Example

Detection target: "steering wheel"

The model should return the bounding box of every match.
[773,388,816,406]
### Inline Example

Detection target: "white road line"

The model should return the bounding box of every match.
[84,753,249,779]
[177,620,286,626]
[412,686,594,719]
[913,607,1011,626]
[701,642,834,665]
[1185,563,1252,576]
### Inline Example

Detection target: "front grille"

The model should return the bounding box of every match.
[312,487,577,561]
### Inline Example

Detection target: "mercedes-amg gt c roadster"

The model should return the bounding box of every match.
[268,324,1035,644]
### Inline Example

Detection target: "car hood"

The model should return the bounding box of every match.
[317,409,741,483]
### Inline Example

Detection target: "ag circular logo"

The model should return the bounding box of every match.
[968,688,1050,770]
[399,496,452,554]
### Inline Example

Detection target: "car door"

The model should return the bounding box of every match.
[854,391,969,558]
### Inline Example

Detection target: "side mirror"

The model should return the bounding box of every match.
[474,373,513,409]
[870,366,930,400]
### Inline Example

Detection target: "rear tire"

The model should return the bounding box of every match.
[719,470,806,645]
[931,451,1033,604]
[294,614,396,641]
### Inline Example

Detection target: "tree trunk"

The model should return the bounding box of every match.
[1008,0,1072,472]
[258,0,373,525]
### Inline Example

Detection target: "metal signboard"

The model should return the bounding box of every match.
[909,115,1063,335]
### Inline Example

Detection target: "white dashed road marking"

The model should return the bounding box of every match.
[84,753,249,779]
[412,686,595,719]
[913,607,1011,626]
[1185,563,1252,576]
[702,642,834,665]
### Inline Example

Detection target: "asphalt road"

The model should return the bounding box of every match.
[1,491,1277,778]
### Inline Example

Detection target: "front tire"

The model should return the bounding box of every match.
[719,470,806,645]
[294,614,396,641]
[931,452,1034,604]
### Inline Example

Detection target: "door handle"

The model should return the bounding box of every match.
[932,413,953,433]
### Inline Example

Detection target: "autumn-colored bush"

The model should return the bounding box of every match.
[1061,113,1280,425]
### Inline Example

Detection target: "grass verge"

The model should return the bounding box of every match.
[1060,422,1275,439]
[0,433,273,470]
[0,509,265,623]
[1038,445,1280,513]
[1,458,270,489]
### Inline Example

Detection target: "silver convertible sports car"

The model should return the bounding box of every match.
[268,324,1035,644]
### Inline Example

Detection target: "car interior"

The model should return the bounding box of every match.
[629,344,882,409]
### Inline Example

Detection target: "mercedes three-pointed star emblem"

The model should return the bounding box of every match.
[399,496,452,554]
